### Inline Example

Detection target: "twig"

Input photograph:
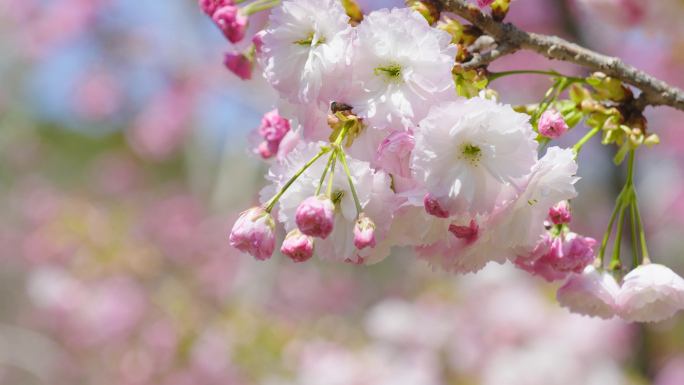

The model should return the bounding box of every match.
[436,0,684,112]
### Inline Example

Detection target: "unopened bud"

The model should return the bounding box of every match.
[281,229,315,263]
[406,1,439,25]
[230,206,277,261]
[295,196,336,239]
[353,213,376,250]
[538,109,569,139]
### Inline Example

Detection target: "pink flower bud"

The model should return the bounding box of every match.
[280,229,315,263]
[424,193,449,218]
[229,206,277,261]
[538,109,569,139]
[199,0,234,16]
[617,264,684,323]
[295,196,336,239]
[259,109,290,142]
[556,265,620,319]
[449,219,479,246]
[353,213,376,250]
[212,5,248,44]
[374,131,415,178]
[477,0,495,8]
[549,200,572,224]
[252,30,266,54]
[224,51,252,80]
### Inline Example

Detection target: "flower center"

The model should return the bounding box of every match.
[457,142,483,166]
[293,31,325,46]
[374,61,403,84]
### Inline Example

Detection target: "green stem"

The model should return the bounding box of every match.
[316,150,336,196]
[633,190,650,263]
[598,201,620,264]
[609,203,627,270]
[629,203,639,269]
[243,0,280,15]
[339,150,363,215]
[572,125,602,155]
[265,147,330,212]
[325,149,338,198]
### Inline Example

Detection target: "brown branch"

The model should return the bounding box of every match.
[436,0,684,112]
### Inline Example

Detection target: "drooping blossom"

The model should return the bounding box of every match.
[556,265,620,319]
[343,7,457,131]
[260,142,396,264]
[538,109,569,138]
[281,229,315,262]
[374,131,415,178]
[258,0,355,104]
[224,51,252,80]
[229,206,277,261]
[516,233,597,282]
[412,97,539,217]
[549,200,572,225]
[212,5,248,44]
[295,196,336,239]
[353,213,376,249]
[617,263,684,323]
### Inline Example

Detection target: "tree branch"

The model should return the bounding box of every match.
[437,0,684,112]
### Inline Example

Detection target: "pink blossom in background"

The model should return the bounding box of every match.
[72,70,122,121]
[126,85,195,161]
[549,200,572,225]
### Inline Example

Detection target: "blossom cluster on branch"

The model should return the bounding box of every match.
[202,0,684,323]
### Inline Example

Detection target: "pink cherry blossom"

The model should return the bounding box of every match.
[549,200,572,224]
[477,0,496,8]
[517,233,597,282]
[556,265,620,319]
[538,109,569,138]
[295,196,336,239]
[281,229,315,263]
[617,263,684,323]
[229,206,277,261]
[374,131,415,178]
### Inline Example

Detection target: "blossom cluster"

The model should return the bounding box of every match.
[223,0,684,323]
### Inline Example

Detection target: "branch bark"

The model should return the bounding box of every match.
[436,0,684,112]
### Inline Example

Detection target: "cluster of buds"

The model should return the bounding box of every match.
[437,17,482,63]
[569,73,659,163]
[199,0,248,44]
[253,109,291,159]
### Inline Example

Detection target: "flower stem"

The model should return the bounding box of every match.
[243,0,280,15]
[598,201,620,265]
[265,147,331,213]
[325,149,338,198]
[572,125,602,155]
[316,149,336,196]
[629,203,638,269]
[609,202,627,270]
[633,198,650,264]
[339,149,363,215]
